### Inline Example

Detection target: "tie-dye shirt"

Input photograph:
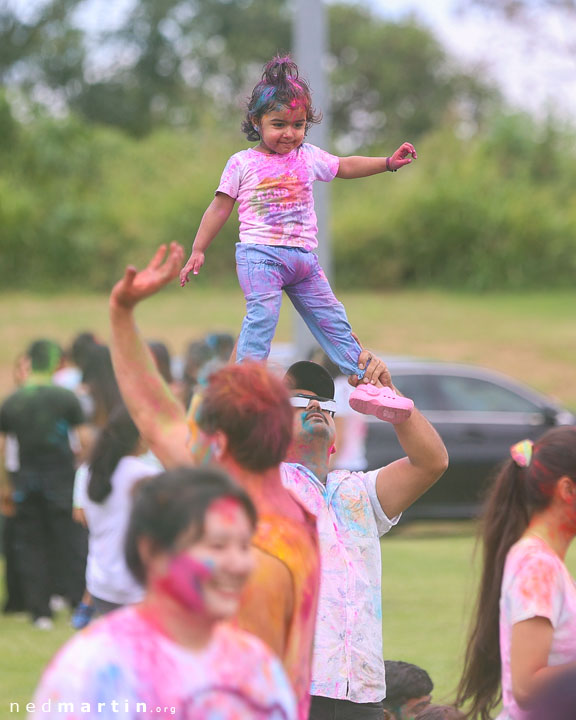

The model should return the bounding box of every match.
[32,606,296,719]
[216,144,340,250]
[497,536,576,720]
[280,462,400,703]
[250,511,320,720]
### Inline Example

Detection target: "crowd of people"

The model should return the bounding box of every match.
[2,53,576,720]
[1,243,574,720]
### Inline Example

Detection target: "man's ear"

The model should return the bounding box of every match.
[211,430,229,462]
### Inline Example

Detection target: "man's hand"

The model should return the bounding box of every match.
[348,333,393,388]
[111,243,185,310]
[388,141,417,171]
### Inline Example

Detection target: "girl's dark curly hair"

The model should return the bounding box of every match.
[241,54,321,141]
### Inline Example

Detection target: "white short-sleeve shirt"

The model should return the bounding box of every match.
[281,462,400,703]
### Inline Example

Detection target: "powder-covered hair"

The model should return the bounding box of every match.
[242,54,321,141]
[197,361,293,473]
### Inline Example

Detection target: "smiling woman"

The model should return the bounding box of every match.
[31,467,297,720]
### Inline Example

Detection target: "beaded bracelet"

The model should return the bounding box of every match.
[386,157,397,172]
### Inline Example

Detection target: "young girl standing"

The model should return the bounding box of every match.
[180,55,416,423]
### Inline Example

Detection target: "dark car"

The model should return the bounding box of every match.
[366,359,576,519]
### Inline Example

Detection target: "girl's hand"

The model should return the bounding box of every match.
[179,251,205,286]
[389,142,417,171]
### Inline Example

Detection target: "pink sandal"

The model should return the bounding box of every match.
[349,384,414,424]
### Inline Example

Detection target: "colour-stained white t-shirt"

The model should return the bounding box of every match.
[32,606,296,719]
[217,143,340,250]
[497,536,576,720]
[281,462,400,703]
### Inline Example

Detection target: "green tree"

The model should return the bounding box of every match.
[0,0,500,143]
[0,0,86,102]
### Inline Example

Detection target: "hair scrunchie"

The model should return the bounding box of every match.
[510,439,533,468]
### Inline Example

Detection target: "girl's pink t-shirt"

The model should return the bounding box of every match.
[498,536,576,720]
[217,143,340,251]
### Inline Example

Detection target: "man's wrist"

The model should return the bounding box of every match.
[385,157,397,172]
[110,295,135,314]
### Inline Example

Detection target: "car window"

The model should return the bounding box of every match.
[435,375,542,413]
[392,374,443,411]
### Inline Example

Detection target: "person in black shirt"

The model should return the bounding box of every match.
[0,339,90,627]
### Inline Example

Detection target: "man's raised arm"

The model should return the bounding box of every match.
[109,243,192,468]
[350,348,448,519]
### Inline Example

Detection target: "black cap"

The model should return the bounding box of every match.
[285,361,335,400]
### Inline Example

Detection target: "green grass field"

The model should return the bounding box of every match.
[1,287,575,407]
[2,525,576,713]
[1,287,575,712]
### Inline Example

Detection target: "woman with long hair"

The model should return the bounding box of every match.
[78,404,160,616]
[33,467,296,719]
[457,426,576,719]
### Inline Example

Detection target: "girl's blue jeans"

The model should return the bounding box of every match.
[235,243,364,379]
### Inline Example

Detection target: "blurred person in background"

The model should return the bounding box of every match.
[148,339,187,407]
[109,244,320,720]
[181,338,213,409]
[32,468,297,719]
[525,666,576,720]
[1,351,31,614]
[0,339,90,628]
[381,661,433,720]
[74,405,161,618]
[457,427,576,720]
[80,344,123,431]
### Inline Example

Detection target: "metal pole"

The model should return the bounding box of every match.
[292,0,331,363]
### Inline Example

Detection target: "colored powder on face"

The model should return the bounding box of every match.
[209,497,245,526]
[157,554,214,613]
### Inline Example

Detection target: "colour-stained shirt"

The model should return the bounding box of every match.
[280,462,400,703]
[216,143,340,250]
[247,510,320,720]
[497,536,576,720]
[32,606,296,720]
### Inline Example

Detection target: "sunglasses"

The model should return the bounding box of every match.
[290,393,337,418]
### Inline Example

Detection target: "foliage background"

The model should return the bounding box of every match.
[2,0,576,293]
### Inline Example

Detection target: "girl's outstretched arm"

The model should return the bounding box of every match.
[336,141,417,179]
[180,192,236,286]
